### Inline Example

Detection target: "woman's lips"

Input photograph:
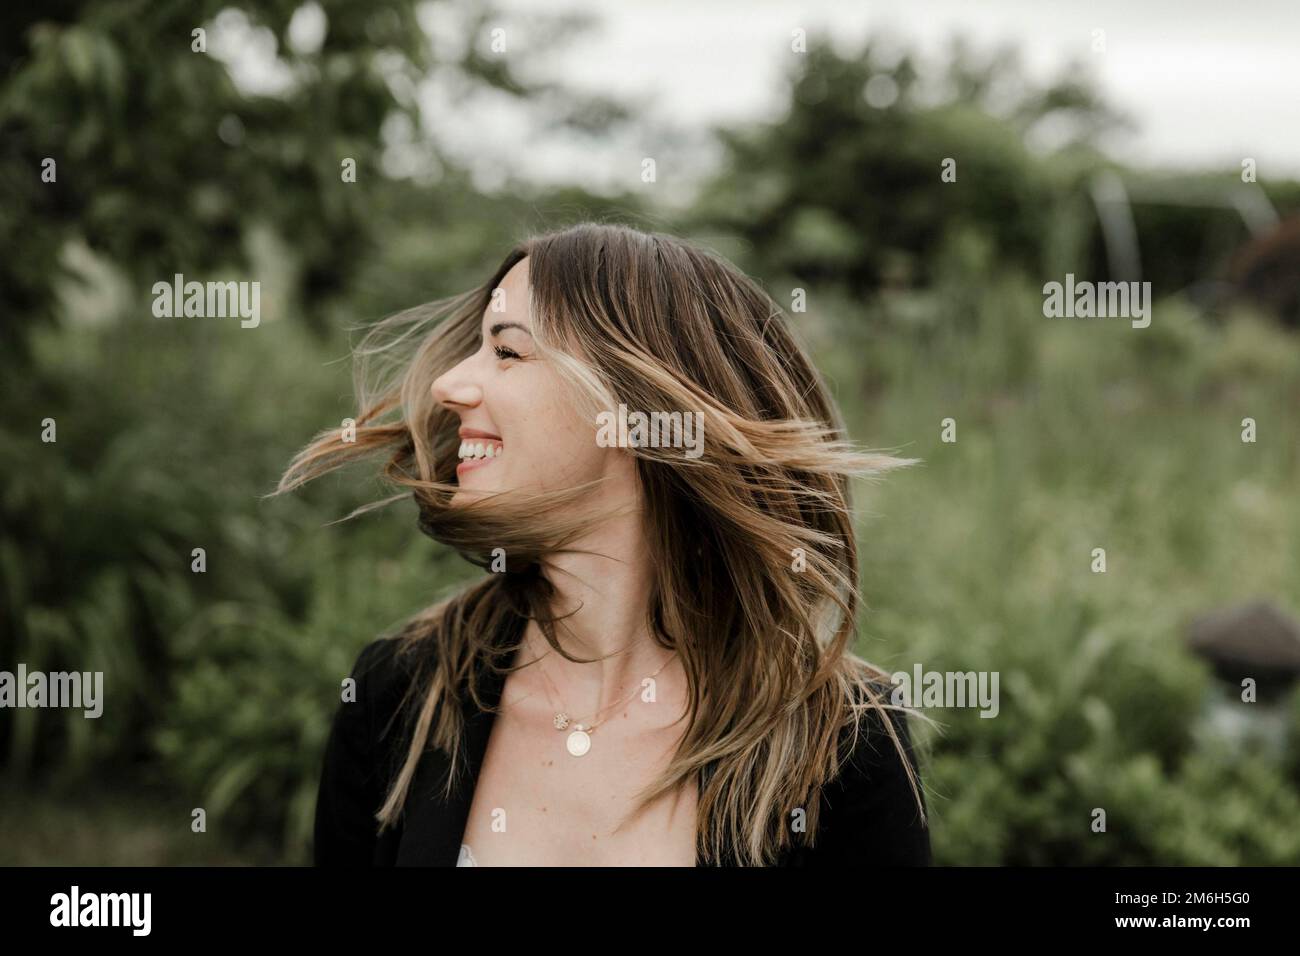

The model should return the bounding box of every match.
[455,431,502,480]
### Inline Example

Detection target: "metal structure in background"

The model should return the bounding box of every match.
[1088,170,1281,290]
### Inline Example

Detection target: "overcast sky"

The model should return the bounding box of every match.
[436,0,1300,191]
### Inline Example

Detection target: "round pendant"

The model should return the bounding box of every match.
[566,729,592,757]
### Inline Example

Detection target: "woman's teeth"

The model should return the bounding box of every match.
[458,441,502,461]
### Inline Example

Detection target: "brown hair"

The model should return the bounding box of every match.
[277,221,929,865]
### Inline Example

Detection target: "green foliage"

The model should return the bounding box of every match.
[154,528,472,860]
[0,0,608,356]
[837,266,1300,865]
[691,37,1110,296]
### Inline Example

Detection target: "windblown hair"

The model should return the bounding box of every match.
[277,221,929,865]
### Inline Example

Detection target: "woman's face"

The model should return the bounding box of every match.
[431,257,622,502]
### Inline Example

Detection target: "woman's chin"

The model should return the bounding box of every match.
[449,479,496,504]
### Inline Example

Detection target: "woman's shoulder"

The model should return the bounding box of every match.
[348,634,412,689]
[344,635,423,734]
[841,678,920,767]
[806,678,932,865]
[316,634,433,865]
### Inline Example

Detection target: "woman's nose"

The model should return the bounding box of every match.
[430,356,483,409]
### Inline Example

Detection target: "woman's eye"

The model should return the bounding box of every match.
[493,345,522,361]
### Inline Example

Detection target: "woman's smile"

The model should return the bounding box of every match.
[456,429,503,478]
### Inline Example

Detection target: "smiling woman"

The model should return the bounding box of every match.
[275,221,932,867]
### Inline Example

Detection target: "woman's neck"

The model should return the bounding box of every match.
[525,506,677,717]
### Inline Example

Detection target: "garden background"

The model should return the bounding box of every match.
[2,0,1299,864]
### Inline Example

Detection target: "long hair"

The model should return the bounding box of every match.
[276,221,929,865]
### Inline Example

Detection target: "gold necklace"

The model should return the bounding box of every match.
[536,649,675,757]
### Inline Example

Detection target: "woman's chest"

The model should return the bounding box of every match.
[457,702,698,866]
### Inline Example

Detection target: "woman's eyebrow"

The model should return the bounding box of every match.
[489,321,533,337]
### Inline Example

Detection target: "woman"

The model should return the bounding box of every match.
[278,222,932,866]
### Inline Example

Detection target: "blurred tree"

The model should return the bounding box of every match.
[690,36,1126,299]
[0,0,625,360]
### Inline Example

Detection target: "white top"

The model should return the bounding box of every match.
[456,843,479,866]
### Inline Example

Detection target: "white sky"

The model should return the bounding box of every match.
[434,0,1300,191]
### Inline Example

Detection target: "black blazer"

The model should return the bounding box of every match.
[313,636,932,866]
